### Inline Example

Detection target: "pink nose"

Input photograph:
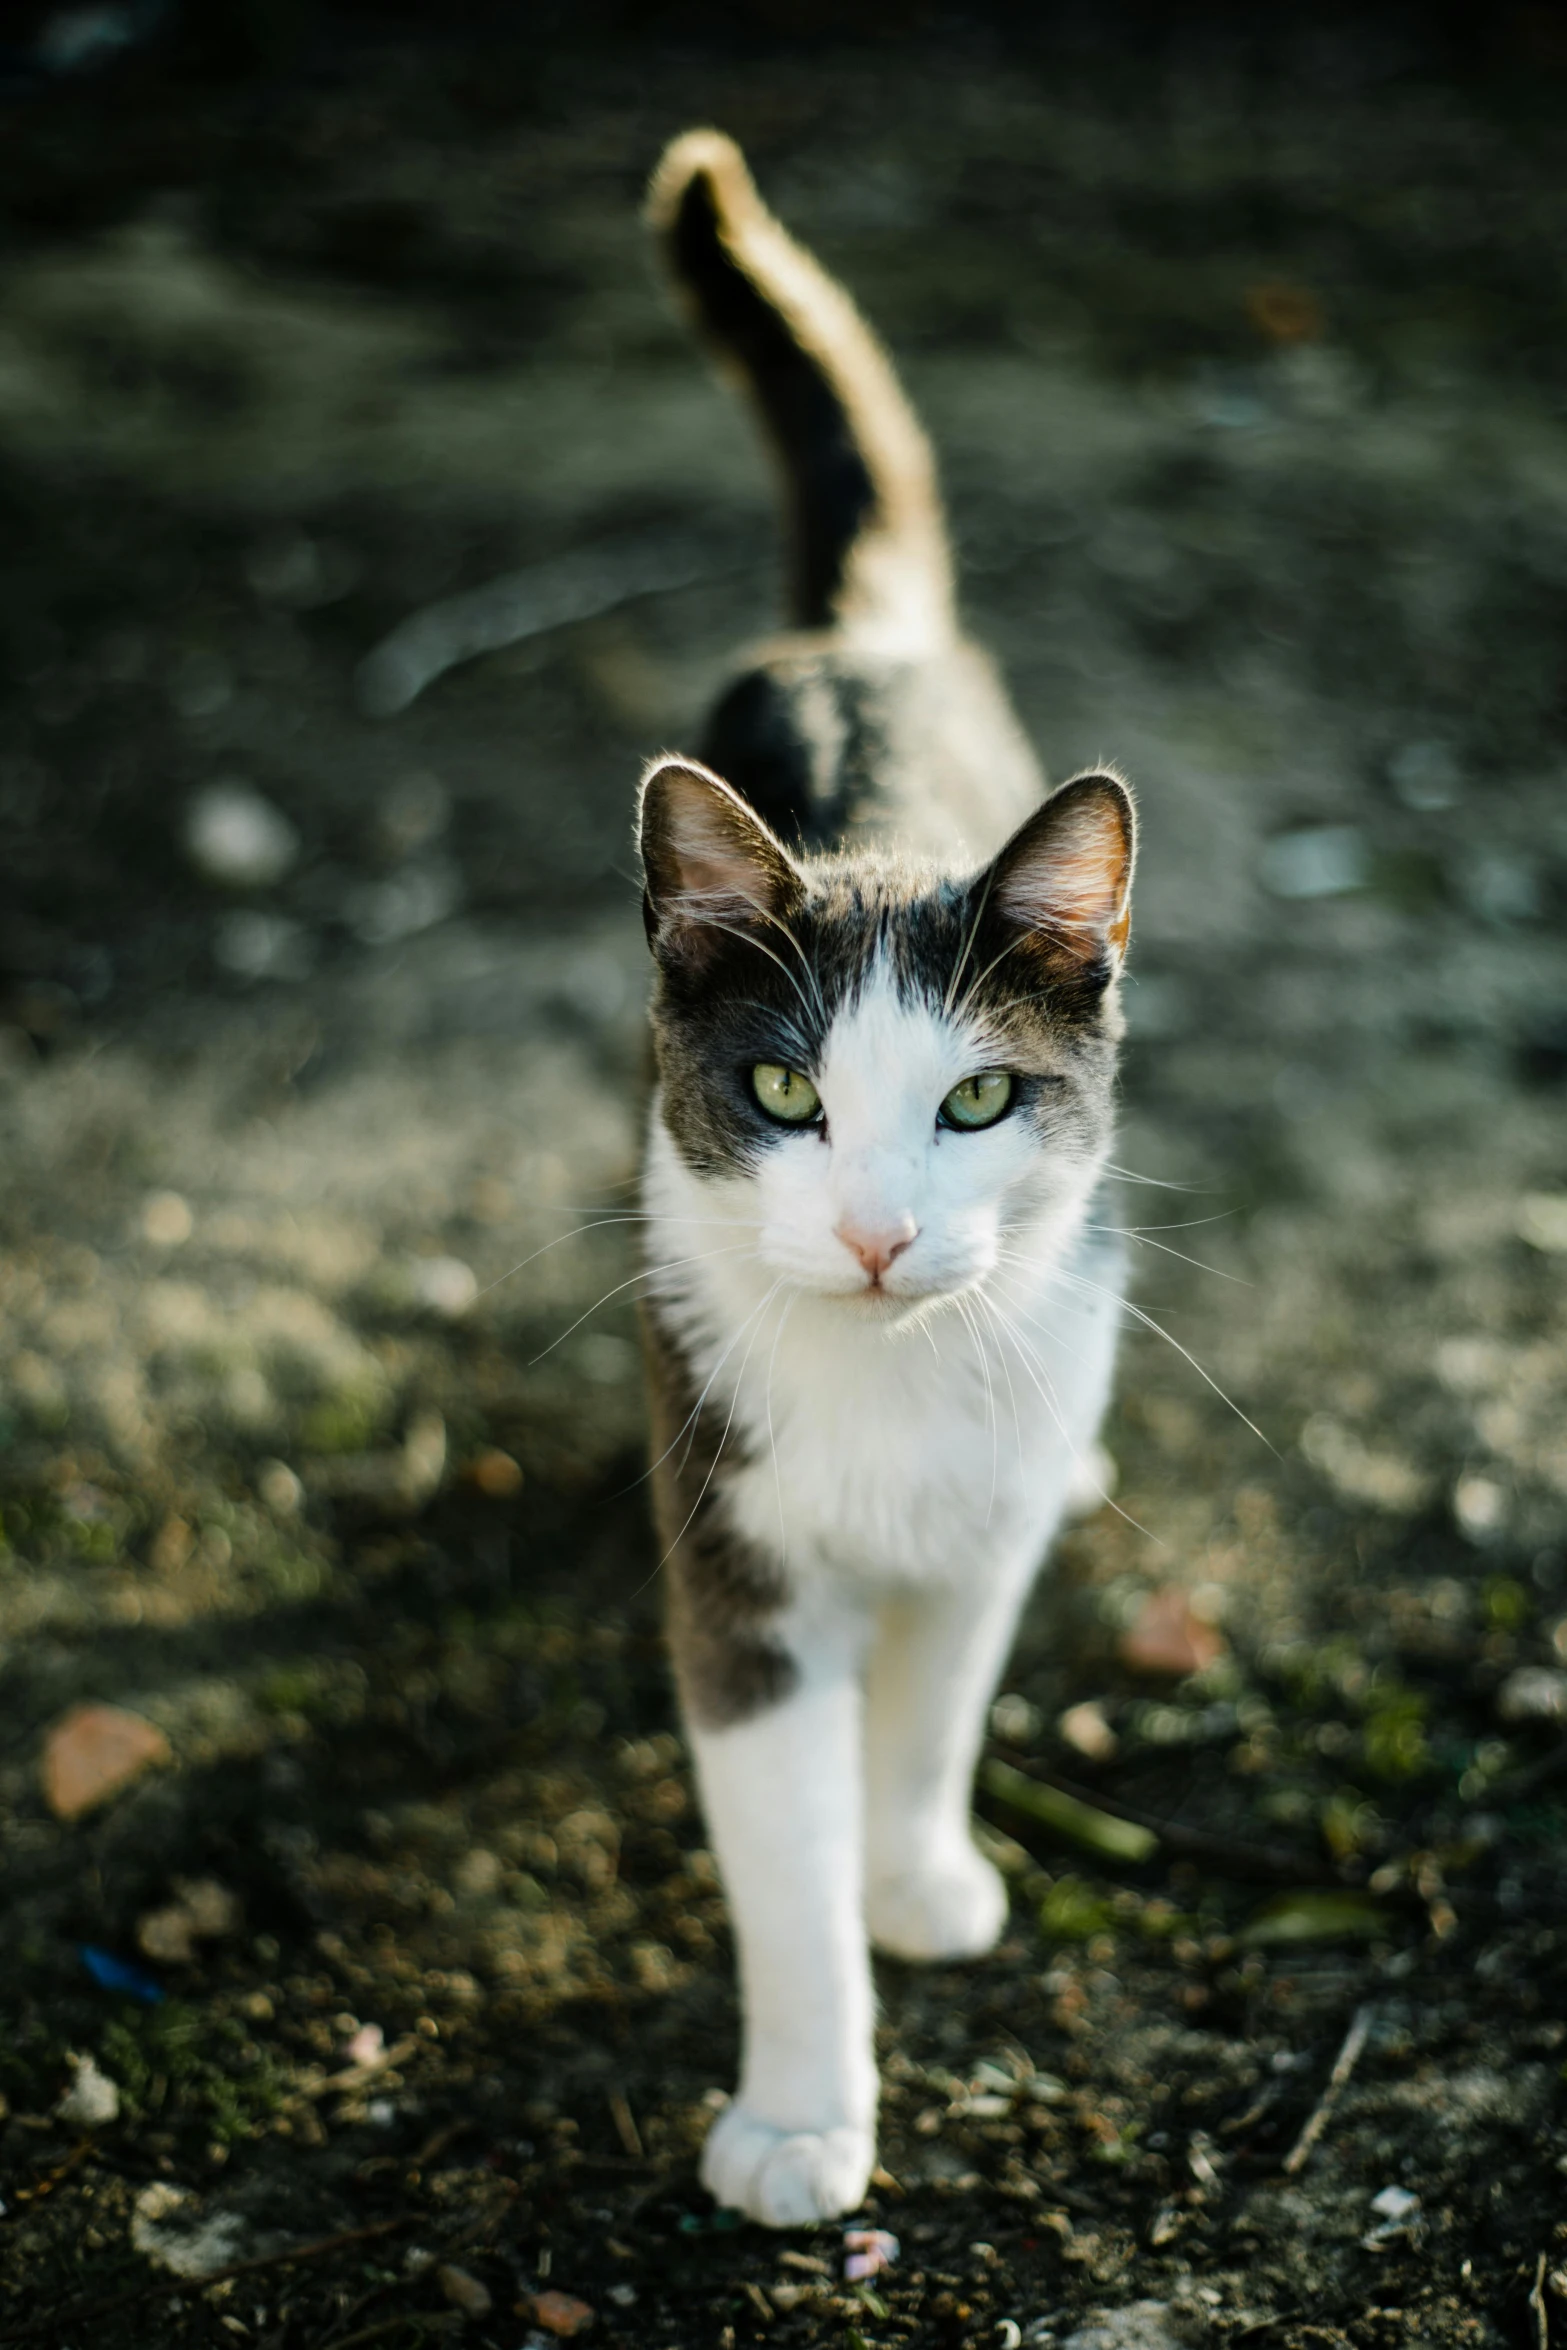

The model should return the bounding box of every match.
[836,1214,918,1281]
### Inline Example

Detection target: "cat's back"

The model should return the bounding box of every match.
[699,637,1042,865]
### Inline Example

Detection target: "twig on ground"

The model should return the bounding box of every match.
[608,2088,644,2158]
[1531,2251,1550,2350]
[980,1749,1342,1886]
[1281,2004,1376,2176]
[0,2213,418,2345]
[306,2033,423,2100]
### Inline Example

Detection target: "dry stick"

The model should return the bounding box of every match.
[608,2088,644,2159]
[0,2212,418,2346]
[307,2033,423,2100]
[1281,2004,1376,2177]
[1531,2252,1550,2350]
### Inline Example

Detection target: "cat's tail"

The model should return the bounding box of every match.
[648,129,954,652]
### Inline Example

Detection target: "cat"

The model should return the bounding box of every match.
[635,129,1135,2228]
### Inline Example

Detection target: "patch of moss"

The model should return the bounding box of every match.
[299,1386,387,1454]
[99,2004,287,2142]
[1039,1876,1117,1942]
[257,1660,329,1715]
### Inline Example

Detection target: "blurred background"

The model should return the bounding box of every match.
[3,5,1567,2343]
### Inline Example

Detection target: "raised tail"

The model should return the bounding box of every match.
[647,129,953,651]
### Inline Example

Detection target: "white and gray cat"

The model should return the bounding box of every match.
[635,131,1135,2227]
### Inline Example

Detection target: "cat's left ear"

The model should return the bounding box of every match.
[638,755,804,968]
[982,771,1136,985]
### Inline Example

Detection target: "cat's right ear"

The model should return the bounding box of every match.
[638,756,803,968]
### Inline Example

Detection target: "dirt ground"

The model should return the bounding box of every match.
[3,10,1567,2347]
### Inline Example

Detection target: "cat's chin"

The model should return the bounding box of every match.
[829,1282,960,1329]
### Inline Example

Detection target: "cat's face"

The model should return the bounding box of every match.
[639,759,1134,1317]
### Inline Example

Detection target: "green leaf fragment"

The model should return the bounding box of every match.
[979,1759,1157,1862]
[1240,1890,1386,1946]
[1038,1876,1116,1941]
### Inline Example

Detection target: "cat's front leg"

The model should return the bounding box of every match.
[862,1547,1042,1961]
[682,1608,877,2228]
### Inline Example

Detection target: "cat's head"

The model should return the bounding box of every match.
[638,757,1135,1314]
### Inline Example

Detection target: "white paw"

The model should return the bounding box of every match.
[865,1846,1008,1960]
[701,2099,874,2227]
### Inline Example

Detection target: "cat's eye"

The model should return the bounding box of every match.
[751,1063,822,1125]
[939,1071,1014,1131]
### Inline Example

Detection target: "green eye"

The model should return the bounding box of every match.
[940,1071,1014,1131]
[752,1063,821,1125]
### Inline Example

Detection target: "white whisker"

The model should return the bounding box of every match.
[998,1250,1273,1454]
[763,1286,799,1560]
[653,1277,788,1577]
[953,1291,999,1526]
[981,1276,1161,1543]
[529,1242,755,1367]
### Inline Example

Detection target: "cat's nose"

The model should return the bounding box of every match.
[835,1214,918,1280]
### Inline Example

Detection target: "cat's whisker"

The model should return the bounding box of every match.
[1090,1211,1236,1235]
[949,909,1106,1032]
[1089,1227,1250,1285]
[1001,1251,1274,1454]
[982,1278,1162,1543]
[970,1287,1027,1481]
[528,1242,756,1368]
[678,897,822,1035]
[941,866,999,1020]
[477,1219,661,1299]
[554,1208,765,1227]
[952,1291,999,1526]
[1101,1160,1206,1192]
[750,899,828,1028]
[610,1269,781,1502]
[669,1280,779,1478]
[477,1212,759,1307]
[651,1277,789,1581]
[762,1285,800,1561]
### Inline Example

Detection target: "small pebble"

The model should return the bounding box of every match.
[56,2052,120,2129]
[528,2289,595,2337]
[1497,1667,1567,1724]
[1454,1474,1506,1541]
[410,1255,478,1318]
[990,1691,1042,1745]
[1059,1699,1118,1761]
[185,783,300,889]
[141,1190,194,1247]
[468,1448,524,1498]
[42,1704,172,1820]
[136,1877,237,1965]
[438,2264,493,2319]
[1117,1587,1225,1677]
[842,2227,899,2283]
[256,1459,304,1516]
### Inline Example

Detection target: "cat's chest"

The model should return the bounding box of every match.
[707,1281,1115,1583]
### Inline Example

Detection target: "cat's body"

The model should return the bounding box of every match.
[635,132,1136,2227]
